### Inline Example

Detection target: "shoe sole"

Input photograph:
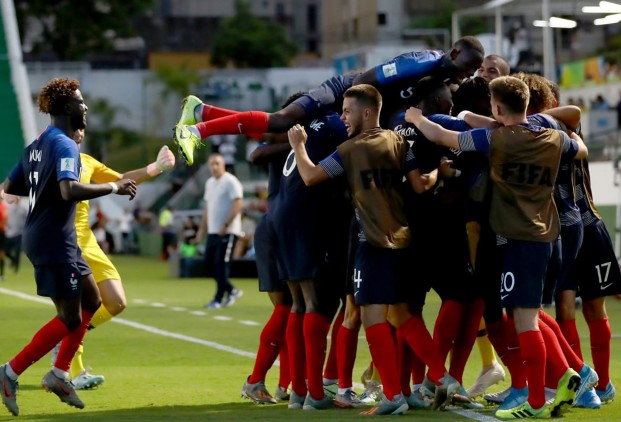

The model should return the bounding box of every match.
[551,374,581,417]
[240,392,276,405]
[74,378,104,390]
[467,372,506,398]
[41,385,84,409]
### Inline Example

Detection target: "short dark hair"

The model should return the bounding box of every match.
[38,77,80,115]
[485,54,510,76]
[489,76,529,115]
[452,76,490,115]
[454,36,485,57]
[281,91,306,109]
[414,76,448,104]
[344,84,382,112]
[546,79,560,104]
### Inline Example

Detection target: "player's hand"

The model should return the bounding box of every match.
[156,145,176,172]
[115,179,137,200]
[404,107,423,125]
[287,124,308,148]
[439,157,459,179]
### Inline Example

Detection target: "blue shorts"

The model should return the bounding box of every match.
[550,222,584,295]
[292,74,358,117]
[500,239,553,309]
[35,255,92,299]
[255,214,286,292]
[570,220,621,300]
[274,217,325,282]
[353,240,408,305]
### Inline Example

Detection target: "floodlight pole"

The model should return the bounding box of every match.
[542,0,556,81]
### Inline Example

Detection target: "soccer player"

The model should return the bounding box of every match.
[173,36,484,164]
[62,128,175,390]
[405,76,588,419]
[289,84,462,415]
[0,77,136,416]
[476,54,510,83]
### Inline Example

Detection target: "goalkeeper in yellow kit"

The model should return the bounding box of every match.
[56,129,176,389]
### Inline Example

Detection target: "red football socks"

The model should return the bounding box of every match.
[337,324,359,389]
[201,105,239,121]
[304,312,331,400]
[538,310,582,371]
[54,309,94,372]
[365,322,400,401]
[450,298,484,383]
[9,317,70,375]
[286,312,307,396]
[433,300,465,363]
[503,316,528,389]
[249,305,290,384]
[398,316,446,385]
[279,341,291,389]
[557,319,583,360]
[323,312,343,381]
[519,330,547,410]
[538,320,569,384]
[588,317,611,389]
[195,111,268,139]
[397,332,413,396]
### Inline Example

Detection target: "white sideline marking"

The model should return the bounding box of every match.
[170,306,187,312]
[214,315,232,321]
[132,299,146,304]
[239,320,260,326]
[190,311,207,316]
[150,302,166,308]
[0,287,497,421]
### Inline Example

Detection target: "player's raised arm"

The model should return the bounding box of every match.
[287,124,330,186]
[405,107,460,149]
[542,105,581,131]
[121,145,176,184]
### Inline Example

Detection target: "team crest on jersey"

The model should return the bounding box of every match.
[60,158,75,172]
[309,119,324,131]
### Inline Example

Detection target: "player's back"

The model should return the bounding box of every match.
[17,126,82,265]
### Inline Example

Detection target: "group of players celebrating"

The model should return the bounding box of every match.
[0,33,619,419]
[171,35,620,418]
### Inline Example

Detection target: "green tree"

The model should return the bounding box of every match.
[210,0,297,68]
[14,0,152,60]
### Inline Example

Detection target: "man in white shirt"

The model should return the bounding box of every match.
[196,154,244,308]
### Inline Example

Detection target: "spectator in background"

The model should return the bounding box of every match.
[212,134,237,174]
[196,153,244,308]
[159,206,176,260]
[591,94,609,111]
[5,197,27,273]
[0,198,7,281]
[179,216,200,278]
[91,219,110,255]
[118,207,134,254]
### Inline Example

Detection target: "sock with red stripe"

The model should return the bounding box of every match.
[194,111,268,139]
[519,329,547,410]
[398,316,447,385]
[286,312,307,396]
[588,317,611,389]
[249,305,290,384]
[54,309,94,372]
[9,317,70,375]
[557,319,583,360]
[433,300,465,363]
[304,312,331,400]
[365,322,401,401]
[538,319,569,384]
[538,310,583,371]
[323,311,343,382]
[449,298,484,384]
[337,324,359,389]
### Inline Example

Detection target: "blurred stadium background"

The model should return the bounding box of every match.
[3,0,621,274]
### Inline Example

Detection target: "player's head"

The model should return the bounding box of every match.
[477,55,510,82]
[489,76,529,121]
[281,91,306,109]
[441,36,485,83]
[512,72,555,114]
[38,77,88,130]
[342,84,382,137]
[415,76,453,116]
[546,79,560,107]
[208,153,226,178]
[452,76,491,117]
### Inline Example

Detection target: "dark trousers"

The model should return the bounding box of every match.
[6,235,21,272]
[205,234,237,302]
